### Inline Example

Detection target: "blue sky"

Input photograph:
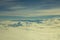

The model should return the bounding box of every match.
[0,0,60,16]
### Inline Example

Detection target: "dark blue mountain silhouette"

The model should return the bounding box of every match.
[0,15,60,20]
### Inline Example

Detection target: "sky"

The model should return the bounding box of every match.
[0,0,60,16]
[0,1,60,40]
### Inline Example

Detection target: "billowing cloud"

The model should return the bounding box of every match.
[8,22,22,27]
[0,15,60,28]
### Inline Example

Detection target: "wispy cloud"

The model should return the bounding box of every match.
[0,8,60,16]
[0,0,60,16]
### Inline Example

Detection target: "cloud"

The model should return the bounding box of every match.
[0,0,60,16]
[0,0,60,12]
[0,8,60,16]
[0,0,27,12]
[0,16,60,31]
[8,22,23,27]
[36,8,60,14]
[9,6,26,10]
[0,21,23,29]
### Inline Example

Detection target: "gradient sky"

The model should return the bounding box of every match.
[0,0,60,16]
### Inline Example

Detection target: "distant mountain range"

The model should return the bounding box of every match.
[0,15,60,20]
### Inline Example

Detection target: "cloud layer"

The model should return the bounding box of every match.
[0,0,60,16]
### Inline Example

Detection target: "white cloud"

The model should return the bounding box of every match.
[0,18,60,40]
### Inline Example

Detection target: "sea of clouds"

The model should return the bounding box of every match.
[0,16,60,40]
